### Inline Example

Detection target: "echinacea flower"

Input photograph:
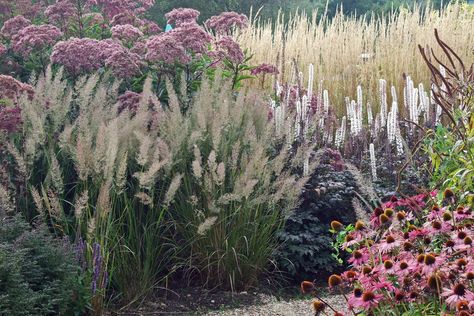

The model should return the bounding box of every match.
[348,249,369,266]
[351,291,383,309]
[442,284,474,308]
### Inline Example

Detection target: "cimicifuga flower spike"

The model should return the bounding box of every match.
[303,155,310,177]
[307,64,314,101]
[369,143,377,181]
[367,102,373,126]
[379,79,387,127]
[323,89,329,116]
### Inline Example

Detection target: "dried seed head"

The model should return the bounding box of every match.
[379,214,389,224]
[345,234,354,242]
[466,272,474,280]
[446,239,455,248]
[403,242,413,251]
[458,231,467,240]
[386,235,395,243]
[353,288,363,297]
[328,274,342,287]
[399,261,408,270]
[417,254,425,263]
[442,211,452,221]
[396,211,406,221]
[463,236,472,245]
[384,260,393,269]
[456,300,469,311]
[457,258,468,269]
[362,266,372,275]
[353,250,363,259]
[453,284,466,296]
[427,274,442,289]
[362,291,376,302]
[432,221,442,230]
[300,281,314,294]
[424,254,436,265]
[330,220,344,231]
[355,220,365,231]
[443,188,454,199]
[384,208,394,217]
[312,300,325,312]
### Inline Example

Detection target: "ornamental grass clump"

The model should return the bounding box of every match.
[302,191,474,315]
[159,75,316,290]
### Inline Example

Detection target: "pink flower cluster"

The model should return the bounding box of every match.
[302,190,474,315]
[0,105,22,134]
[0,75,34,104]
[0,15,31,39]
[51,37,142,78]
[205,12,249,34]
[215,36,244,64]
[116,90,141,113]
[165,8,199,27]
[145,32,188,64]
[51,38,103,74]
[105,48,143,78]
[145,22,212,65]
[251,63,279,76]
[11,24,63,57]
[111,24,143,43]
[44,0,77,27]
[86,0,154,20]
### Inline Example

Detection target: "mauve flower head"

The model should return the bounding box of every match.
[110,12,142,26]
[0,74,34,104]
[0,106,22,133]
[44,0,77,27]
[215,36,244,64]
[141,19,161,35]
[171,22,212,54]
[251,63,279,76]
[87,0,154,20]
[145,32,189,64]
[165,8,199,27]
[96,38,123,59]
[105,48,143,78]
[111,24,143,43]
[51,37,103,74]
[205,12,249,34]
[117,90,141,113]
[130,40,146,57]
[12,24,63,57]
[1,15,31,39]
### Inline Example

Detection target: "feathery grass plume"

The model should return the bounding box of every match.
[197,216,218,236]
[6,142,27,178]
[97,181,111,219]
[74,190,88,221]
[49,151,63,193]
[135,192,153,206]
[192,145,203,179]
[0,184,14,216]
[135,130,152,167]
[93,122,107,175]
[164,174,182,206]
[30,186,44,216]
[46,189,62,222]
[115,152,128,193]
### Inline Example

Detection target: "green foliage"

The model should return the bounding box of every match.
[0,215,89,316]
[274,160,362,280]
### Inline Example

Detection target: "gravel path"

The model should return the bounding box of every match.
[203,293,348,316]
